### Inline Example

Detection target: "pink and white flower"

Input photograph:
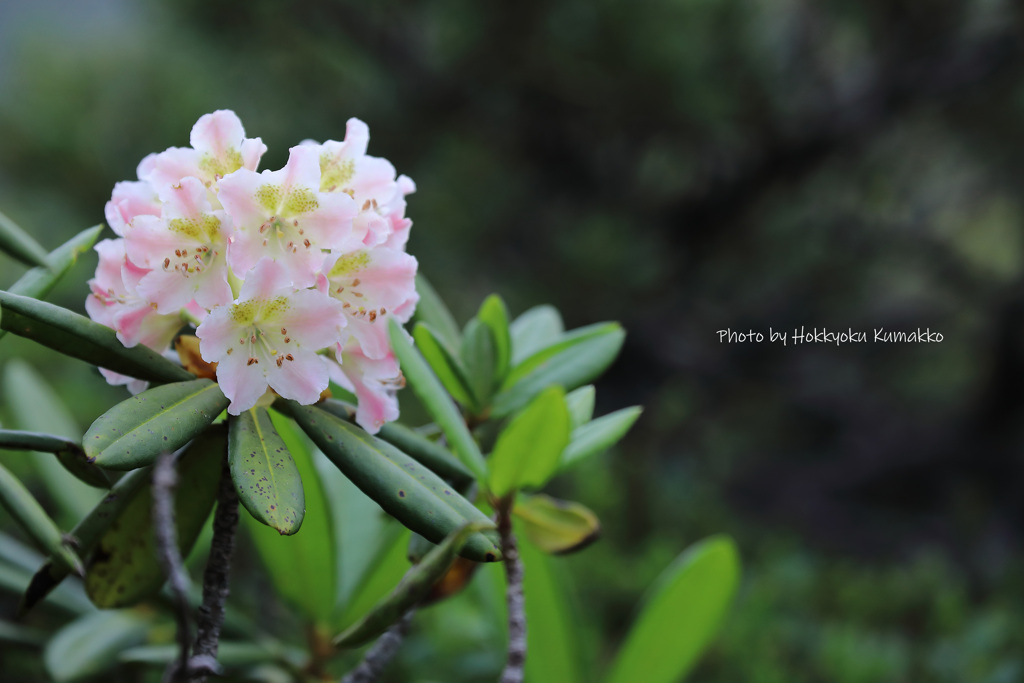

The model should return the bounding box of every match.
[90,110,417,431]
[196,258,346,414]
[328,342,403,433]
[124,177,233,313]
[219,145,358,287]
[311,118,416,250]
[317,247,418,360]
[86,239,185,350]
[138,110,267,192]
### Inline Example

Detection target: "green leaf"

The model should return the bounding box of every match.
[84,430,223,608]
[460,318,496,409]
[0,532,94,615]
[19,468,150,616]
[606,535,741,683]
[520,537,586,683]
[318,399,474,486]
[119,641,291,668]
[332,528,410,632]
[83,379,229,470]
[488,387,571,497]
[43,610,149,683]
[229,408,304,536]
[0,291,194,383]
[413,322,476,407]
[334,523,483,648]
[561,403,638,473]
[478,294,511,383]
[0,225,102,343]
[0,619,46,647]
[245,410,335,623]
[492,323,625,418]
[565,385,596,429]
[514,494,601,555]
[2,360,102,523]
[0,430,109,489]
[0,209,50,268]
[0,462,83,575]
[412,274,462,350]
[388,318,488,482]
[561,406,642,471]
[281,402,501,563]
[509,304,563,365]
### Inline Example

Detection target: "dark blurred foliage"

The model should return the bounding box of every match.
[4,0,1024,679]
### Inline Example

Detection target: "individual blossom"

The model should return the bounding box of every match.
[313,118,414,250]
[123,176,233,313]
[104,180,161,237]
[219,144,358,287]
[196,258,346,414]
[85,239,188,351]
[317,247,418,360]
[138,109,267,192]
[328,341,404,433]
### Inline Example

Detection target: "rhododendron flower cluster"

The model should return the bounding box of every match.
[87,110,418,432]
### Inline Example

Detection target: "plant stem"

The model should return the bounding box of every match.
[152,450,192,683]
[340,610,415,683]
[191,455,239,681]
[498,505,526,683]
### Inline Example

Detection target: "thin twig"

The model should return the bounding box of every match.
[498,507,526,683]
[190,455,239,681]
[340,610,415,683]
[152,450,192,683]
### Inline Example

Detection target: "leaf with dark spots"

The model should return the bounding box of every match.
[84,379,229,470]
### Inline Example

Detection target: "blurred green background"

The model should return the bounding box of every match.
[3,0,1024,680]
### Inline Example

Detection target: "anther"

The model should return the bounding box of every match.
[247,357,259,365]
[285,354,294,361]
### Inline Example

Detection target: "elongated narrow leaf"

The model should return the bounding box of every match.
[0,430,109,488]
[84,429,223,608]
[119,641,290,668]
[0,209,50,268]
[0,462,83,574]
[334,523,482,648]
[19,468,150,615]
[514,494,600,555]
[0,619,46,647]
[388,318,487,481]
[565,385,596,429]
[332,528,410,632]
[9,225,102,300]
[44,610,149,683]
[84,379,228,470]
[0,291,193,383]
[520,537,586,683]
[503,322,621,389]
[478,294,511,384]
[318,399,473,486]
[488,387,571,497]
[245,410,335,623]
[229,407,304,535]
[460,318,496,409]
[412,274,462,350]
[561,406,642,471]
[414,322,476,407]
[0,563,89,615]
[509,304,563,365]
[3,360,102,522]
[282,402,501,563]
[0,225,102,343]
[492,324,625,418]
[606,536,741,683]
